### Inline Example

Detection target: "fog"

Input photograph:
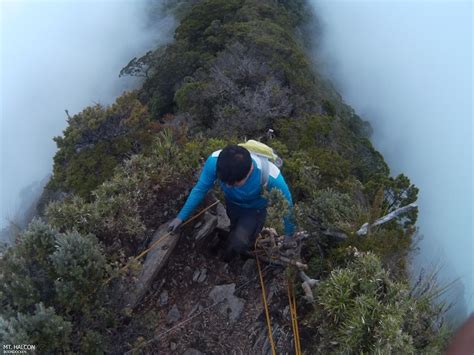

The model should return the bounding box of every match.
[1,0,175,237]
[309,0,473,320]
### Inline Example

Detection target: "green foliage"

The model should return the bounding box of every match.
[296,188,360,233]
[51,231,107,313]
[0,219,57,313]
[0,303,73,353]
[140,43,202,118]
[279,150,321,201]
[306,252,448,354]
[264,188,290,235]
[49,91,151,199]
[47,129,205,255]
[180,136,229,169]
[365,173,419,227]
[276,0,312,27]
[330,227,416,281]
[174,41,293,137]
[274,115,389,184]
[175,0,243,48]
[321,99,336,116]
[0,219,110,352]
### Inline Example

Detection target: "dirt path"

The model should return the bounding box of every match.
[121,230,293,354]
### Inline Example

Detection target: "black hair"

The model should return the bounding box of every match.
[216,145,252,184]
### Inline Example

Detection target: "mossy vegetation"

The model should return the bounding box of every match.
[1,0,449,352]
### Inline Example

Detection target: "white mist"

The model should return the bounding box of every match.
[1,0,175,235]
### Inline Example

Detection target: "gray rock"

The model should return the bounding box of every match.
[216,202,230,231]
[193,212,217,243]
[160,290,169,306]
[170,342,177,351]
[192,270,201,282]
[208,283,244,323]
[182,349,203,355]
[197,269,207,283]
[167,304,180,324]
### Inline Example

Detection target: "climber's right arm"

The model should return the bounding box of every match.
[177,155,217,222]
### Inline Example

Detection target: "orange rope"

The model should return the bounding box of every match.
[105,200,220,284]
[287,277,302,355]
[255,235,277,355]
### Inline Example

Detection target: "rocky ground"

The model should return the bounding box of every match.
[118,222,299,354]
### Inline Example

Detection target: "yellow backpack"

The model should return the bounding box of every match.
[238,139,282,190]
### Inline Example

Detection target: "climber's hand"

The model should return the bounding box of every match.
[168,217,182,233]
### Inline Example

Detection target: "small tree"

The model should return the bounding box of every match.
[0,303,72,353]
[307,251,449,354]
[51,231,107,314]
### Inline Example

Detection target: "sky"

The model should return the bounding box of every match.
[0,0,175,232]
[309,0,473,319]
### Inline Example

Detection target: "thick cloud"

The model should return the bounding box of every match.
[1,0,175,233]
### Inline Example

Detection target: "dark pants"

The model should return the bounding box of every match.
[222,200,267,261]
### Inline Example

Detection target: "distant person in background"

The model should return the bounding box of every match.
[168,144,294,261]
[445,314,474,354]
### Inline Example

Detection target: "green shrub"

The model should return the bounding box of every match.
[47,129,204,255]
[0,219,111,352]
[306,251,448,354]
[296,188,360,233]
[364,173,419,227]
[264,188,290,235]
[279,150,320,201]
[49,91,151,199]
[332,227,415,280]
[51,231,107,314]
[0,303,72,353]
[0,219,57,313]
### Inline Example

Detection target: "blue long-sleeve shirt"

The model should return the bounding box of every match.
[177,150,295,235]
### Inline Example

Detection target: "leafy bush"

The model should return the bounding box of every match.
[49,91,151,199]
[296,188,360,233]
[306,251,449,354]
[274,147,320,201]
[51,231,107,313]
[0,219,111,352]
[274,115,389,184]
[0,303,73,353]
[264,188,290,235]
[174,41,293,137]
[365,173,419,227]
[0,219,57,313]
[47,129,220,256]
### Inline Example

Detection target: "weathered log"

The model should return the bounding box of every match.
[125,222,181,309]
[254,253,308,270]
[278,256,308,270]
[299,271,319,303]
[321,228,348,240]
[356,202,418,236]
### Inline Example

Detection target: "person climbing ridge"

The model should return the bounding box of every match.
[168,143,295,261]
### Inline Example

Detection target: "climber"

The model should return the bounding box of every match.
[168,144,295,261]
